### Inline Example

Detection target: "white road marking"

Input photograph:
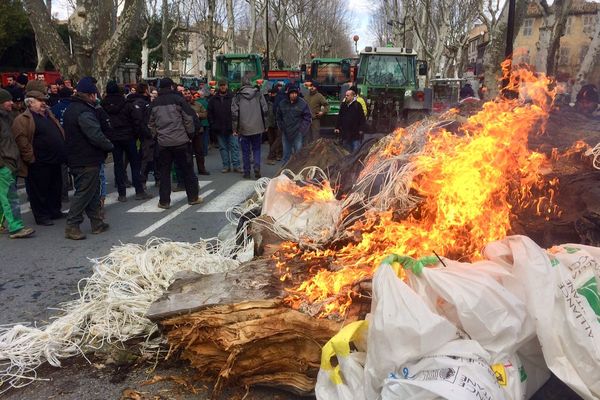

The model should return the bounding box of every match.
[127,181,211,213]
[197,180,256,213]
[134,189,215,237]
[20,182,158,214]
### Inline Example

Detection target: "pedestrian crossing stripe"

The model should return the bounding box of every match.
[197,181,256,213]
[135,189,215,237]
[127,181,211,213]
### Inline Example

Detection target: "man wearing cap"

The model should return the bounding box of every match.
[148,77,203,209]
[62,76,114,240]
[12,80,67,227]
[0,89,35,238]
[306,83,329,144]
[276,84,312,163]
[10,74,28,113]
[208,80,241,173]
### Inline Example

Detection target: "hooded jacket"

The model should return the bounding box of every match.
[0,108,21,174]
[231,85,268,136]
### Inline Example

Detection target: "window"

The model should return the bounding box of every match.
[580,45,589,63]
[523,18,534,36]
[559,47,570,65]
[583,14,599,35]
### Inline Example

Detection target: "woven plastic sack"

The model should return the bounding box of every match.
[485,236,600,400]
[261,175,341,243]
[315,321,368,400]
[379,339,507,400]
[363,263,458,399]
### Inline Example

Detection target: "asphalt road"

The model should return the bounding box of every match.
[1,144,278,325]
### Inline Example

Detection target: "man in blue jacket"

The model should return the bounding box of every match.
[276,85,312,164]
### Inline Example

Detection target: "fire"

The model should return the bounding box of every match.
[275,178,336,202]
[278,64,563,318]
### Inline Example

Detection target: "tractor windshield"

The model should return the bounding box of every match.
[221,58,259,83]
[358,54,416,87]
[313,62,350,85]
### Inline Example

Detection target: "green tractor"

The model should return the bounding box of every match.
[306,57,355,132]
[213,53,265,91]
[356,46,431,133]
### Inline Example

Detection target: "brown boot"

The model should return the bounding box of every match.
[65,225,86,240]
[91,221,110,234]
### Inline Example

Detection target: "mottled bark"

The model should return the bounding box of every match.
[571,10,600,103]
[161,0,170,77]
[23,0,74,77]
[247,0,257,53]
[482,0,528,98]
[534,0,572,75]
[226,0,235,51]
[25,0,142,90]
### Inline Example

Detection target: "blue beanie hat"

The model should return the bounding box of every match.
[76,77,98,94]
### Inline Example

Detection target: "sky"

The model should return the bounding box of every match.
[52,0,378,49]
[347,0,377,49]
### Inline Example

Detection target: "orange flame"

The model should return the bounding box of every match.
[278,64,563,318]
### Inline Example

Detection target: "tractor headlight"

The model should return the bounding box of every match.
[404,90,412,97]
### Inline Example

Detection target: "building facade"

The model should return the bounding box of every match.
[513,0,600,85]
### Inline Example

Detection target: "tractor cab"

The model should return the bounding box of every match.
[214,53,264,91]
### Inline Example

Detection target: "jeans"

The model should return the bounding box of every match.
[342,139,362,153]
[158,143,199,204]
[67,165,103,227]
[282,134,303,163]
[112,139,143,196]
[239,133,262,174]
[217,133,240,169]
[99,162,107,198]
[26,163,63,223]
[0,167,24,233]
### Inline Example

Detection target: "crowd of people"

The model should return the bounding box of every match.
[0,72,369,241]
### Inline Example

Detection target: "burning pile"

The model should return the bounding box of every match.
[154,62,600,398]
[278,64,563,318]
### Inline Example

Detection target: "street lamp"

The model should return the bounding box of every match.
[353,35,360,56]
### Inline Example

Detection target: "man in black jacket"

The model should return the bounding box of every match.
[63,77,114,240]
[101,81,151,202]
[335,88,366,153]
[127,83,157,189]
[207,80,241,173]
[148,78,202,209]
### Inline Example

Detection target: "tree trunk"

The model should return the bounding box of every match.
[35,0,51,71]
[161,0,171,77]
[204,0,216,80]
[483,0,528,98]
[546,0,572,76]
[226,0,235,52]
[571,10,600,103]
[24,0,142,88]
[247,0,257,53]
[534,0,572,75]
[24,0,74,76]
[141,28,151,80]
